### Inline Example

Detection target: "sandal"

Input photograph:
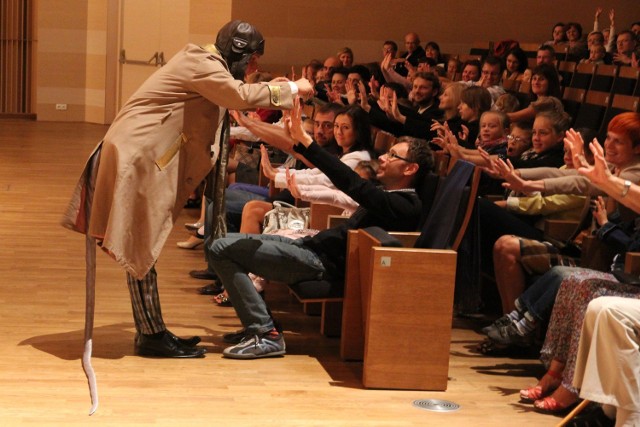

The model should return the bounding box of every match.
[520,369,562,402]
[213,293,232,307]
[533,395,579,414]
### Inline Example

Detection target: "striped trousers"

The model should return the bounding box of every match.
[126,267,166,334]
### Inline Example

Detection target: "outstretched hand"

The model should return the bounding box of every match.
[286,168,302,199]
[576,140,612,187]
[285,97,314,147]
[259,145,278,180]
[497,158,529,193]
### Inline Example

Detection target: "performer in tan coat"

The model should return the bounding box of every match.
[62,21,312,364]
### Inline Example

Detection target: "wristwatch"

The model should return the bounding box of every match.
[621,180,631,197]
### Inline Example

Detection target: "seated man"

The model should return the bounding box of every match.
[208,106,433,359]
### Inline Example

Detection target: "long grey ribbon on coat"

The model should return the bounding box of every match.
[207,111,231,239]
[82,148,100,415]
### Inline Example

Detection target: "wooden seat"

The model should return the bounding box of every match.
[561,87,586,126]
[557,61,577,94]
[573,90,610,132]
[590,64,617,92]
[598,93,640,140]
[340,160,481,391]
[569,62,596,90]
[612,66,639,96]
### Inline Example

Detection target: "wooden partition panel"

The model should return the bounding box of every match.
[363,247,456,390]
[1,0,34,117]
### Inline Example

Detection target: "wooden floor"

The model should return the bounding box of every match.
[0,120,560,426]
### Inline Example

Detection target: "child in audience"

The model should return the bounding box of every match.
[506,121,533,159]
[580,43,607,64]
[446,56,460,80]
[457,86,492,148]
[495,93,520,114]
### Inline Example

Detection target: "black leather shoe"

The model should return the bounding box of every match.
[189,269,218,281]
[198,282,224,295]
[166,330,201,347]
[135,331,201,348]
[135,332,206,358]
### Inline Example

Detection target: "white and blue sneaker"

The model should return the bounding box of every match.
[222,332,286,359]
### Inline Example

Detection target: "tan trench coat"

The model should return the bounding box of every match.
[62,43,294,279]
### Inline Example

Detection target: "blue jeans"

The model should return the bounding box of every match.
[208,233,326,334]
[518,266,578,322]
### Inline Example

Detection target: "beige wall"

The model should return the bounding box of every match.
[233,0,640,76]
[35,0,639,123]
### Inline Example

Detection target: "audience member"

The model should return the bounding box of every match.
[613,30,639,66]
[502,47,532,83]
[208,100,433,359]
[394,32,427,77]
[544,22,568,50]
[536,45,557,66]
[565,22,589,59]
[508,64,562,124]
[461,59,482,83]
[337,47,354,68]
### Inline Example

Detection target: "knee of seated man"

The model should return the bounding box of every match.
[209,235,263,261]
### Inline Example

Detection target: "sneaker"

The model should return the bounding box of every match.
[481,315,512,335]
[222,332,285,359]
[223,329,247,344]
[487,321,533,346]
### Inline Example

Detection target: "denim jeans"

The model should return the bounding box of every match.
[518,266,578,322]
[208,233,325,334]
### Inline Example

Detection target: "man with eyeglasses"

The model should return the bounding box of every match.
[467,56,506,104]
[208,123,434,359]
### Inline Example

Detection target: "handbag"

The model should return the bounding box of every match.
[262,201,311,234]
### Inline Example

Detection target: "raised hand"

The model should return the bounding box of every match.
[458,124,469,143]
[345,79,357,105]
[357,80,370,111]
[286,168,302,199]
[577,140,611,187]
[377,86,392,113]
[259,145,278,180]
[592,196,609,226]
[368,76,380,99]
[388,90,405,123]
[565,128,589,168]
[286,97,313,147]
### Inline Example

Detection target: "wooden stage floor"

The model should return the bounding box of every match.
[0,120,559,425]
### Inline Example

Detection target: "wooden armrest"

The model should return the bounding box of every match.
[388,231,420,247]
[625,252,640,275]
[544,220,579,242]
[309,203,344,230]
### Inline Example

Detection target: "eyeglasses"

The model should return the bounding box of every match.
[507,134,529,144]
[385,150,412,162]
